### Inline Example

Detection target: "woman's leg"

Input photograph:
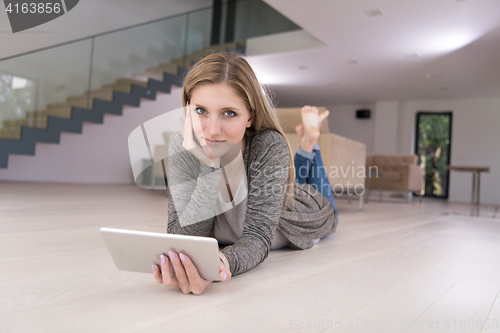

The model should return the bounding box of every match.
[308,145,337,212]
[294,145,337,213]
[294,106,337,212]
[293,147,313,184]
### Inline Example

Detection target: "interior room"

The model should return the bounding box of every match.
[1,0,499,332]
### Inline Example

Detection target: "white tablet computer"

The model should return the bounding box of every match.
[100,228,220,281]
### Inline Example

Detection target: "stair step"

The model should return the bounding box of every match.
[44,104,73,117]
[116,78,148,87]
[101,80,148,94]
[11,114,47,125]
[0,127,22,140]
[170,54,206,67]
[143,63,179,80]
[34,108,73,119]
[67,90,114,105]
[2,116,47,129]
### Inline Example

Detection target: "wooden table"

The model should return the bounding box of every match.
[446,165,490,213]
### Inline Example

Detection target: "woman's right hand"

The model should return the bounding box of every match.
[152,251,231,295]
[182,103,221,168]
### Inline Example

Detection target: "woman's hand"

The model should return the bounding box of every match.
[182,103,221,168]
[152,251,232,295]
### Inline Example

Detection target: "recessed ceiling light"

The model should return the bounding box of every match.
[364,8,384,17]
[405,53,421,59]
[298,65,308,70]
[347,60,358,65]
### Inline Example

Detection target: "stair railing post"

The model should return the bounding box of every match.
[86,37,95,110]
[182,12,190,70]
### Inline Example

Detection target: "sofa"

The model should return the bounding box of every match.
[365,154,423,202]
[277,107,367,210]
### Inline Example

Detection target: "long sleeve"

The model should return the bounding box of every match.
[167,132,221,236]
[220,129,290,276]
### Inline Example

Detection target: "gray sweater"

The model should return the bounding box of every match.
[167,129,338,276]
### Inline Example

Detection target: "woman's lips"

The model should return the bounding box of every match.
[205,139,225,146]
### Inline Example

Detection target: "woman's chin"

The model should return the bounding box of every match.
[200,142,235,160]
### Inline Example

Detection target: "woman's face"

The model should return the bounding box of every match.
[189,83,253,158]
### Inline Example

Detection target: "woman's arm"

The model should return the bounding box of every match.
[167,132,221,236]
[220,130,290,275]
[155,131,231,294]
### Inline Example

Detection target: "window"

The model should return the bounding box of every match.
[0,73,37,126]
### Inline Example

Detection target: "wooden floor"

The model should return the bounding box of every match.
[1,182,499,333]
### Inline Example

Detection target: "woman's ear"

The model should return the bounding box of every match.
[246,110,255,128]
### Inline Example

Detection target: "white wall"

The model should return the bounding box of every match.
[398,97,500,206]
[326,101,399,155]
[373,101,398,154]
[326,103,376,154]
[0,88,183,184]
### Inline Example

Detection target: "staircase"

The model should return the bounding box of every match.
[0,42,245,169]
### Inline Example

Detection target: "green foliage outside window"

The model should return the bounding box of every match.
[0,74,36,128]
[416,113,451,197]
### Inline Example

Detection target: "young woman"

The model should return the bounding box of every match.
[152,52,338,294]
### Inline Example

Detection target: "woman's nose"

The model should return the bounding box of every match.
[207,117,222,136]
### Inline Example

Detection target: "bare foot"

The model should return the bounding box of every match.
[299,106,329,152]
[295,123,304,138]
[318,110,329,129]
[296,122,316,152]
[300,126,320,153]
[301,105,329,129]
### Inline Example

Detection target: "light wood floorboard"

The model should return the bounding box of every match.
[0,182,498,333]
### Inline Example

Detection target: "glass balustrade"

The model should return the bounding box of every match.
[0,0,301,142]
[90,14,187,98]
[0,40,92,139]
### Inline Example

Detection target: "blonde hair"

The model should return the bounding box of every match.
[181,52,295,208]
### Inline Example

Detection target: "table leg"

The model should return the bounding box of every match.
[379,173,383,202]
[471,171,477,205]
[477,172,481,207]
[365,173,370,204]
[474,172,481,217]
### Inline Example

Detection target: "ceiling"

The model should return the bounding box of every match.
[245,0,500,106]
[2,0,499,106]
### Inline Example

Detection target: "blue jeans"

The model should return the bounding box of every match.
[294,144,337,213]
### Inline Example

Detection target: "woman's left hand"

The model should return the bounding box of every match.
[152,251,231,295]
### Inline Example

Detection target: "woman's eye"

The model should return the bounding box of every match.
[195,108,206,114]
[224,110,237,117]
